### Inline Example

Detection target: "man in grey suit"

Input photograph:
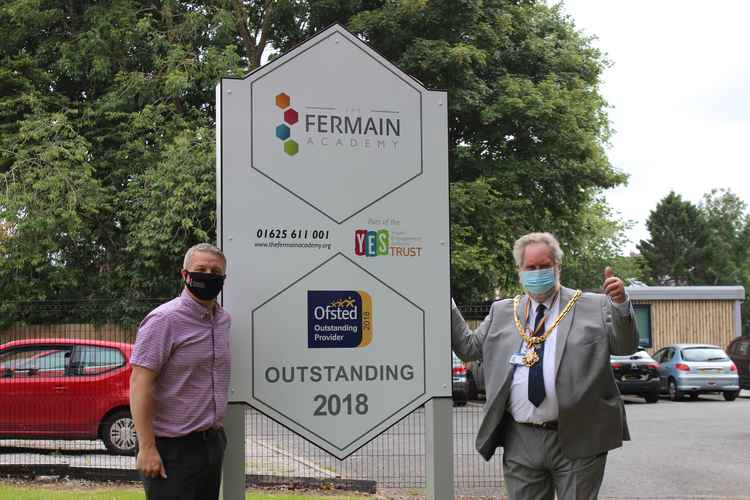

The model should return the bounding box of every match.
[452,232,638,500]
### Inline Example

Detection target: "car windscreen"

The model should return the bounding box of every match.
[681,347,729,362]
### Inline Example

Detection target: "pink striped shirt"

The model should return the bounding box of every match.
[131,289,232,437]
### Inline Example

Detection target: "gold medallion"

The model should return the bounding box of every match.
[512,289,583,368]
[522,348,539,367]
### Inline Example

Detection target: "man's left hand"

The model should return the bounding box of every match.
[603,266,626,304]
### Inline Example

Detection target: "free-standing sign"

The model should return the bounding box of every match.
[218,24,450,459]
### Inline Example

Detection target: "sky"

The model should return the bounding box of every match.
[559,1,750,253]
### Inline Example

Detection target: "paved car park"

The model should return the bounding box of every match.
[601,391,750,498]
[1,391,748,497]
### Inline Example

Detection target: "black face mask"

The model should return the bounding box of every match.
[185,272,226,301]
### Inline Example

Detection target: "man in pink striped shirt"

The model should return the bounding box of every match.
[130,243,232,500]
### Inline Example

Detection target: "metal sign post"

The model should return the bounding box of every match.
[425,398,454,500]
[217,24,451,496]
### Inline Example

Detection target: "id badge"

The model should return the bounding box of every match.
[509,352,525,366]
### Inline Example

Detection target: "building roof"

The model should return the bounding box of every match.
[625,286,745,301]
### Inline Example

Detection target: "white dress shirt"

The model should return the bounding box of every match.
[509,293,561,424]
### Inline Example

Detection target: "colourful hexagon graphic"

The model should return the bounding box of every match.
[283,139,299,156]
[275,124,290,141]
[275,92,290,109]
[284,108,299,125]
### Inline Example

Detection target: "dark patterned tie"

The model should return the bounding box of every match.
[528,304,546,407]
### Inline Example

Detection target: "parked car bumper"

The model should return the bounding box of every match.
[616,377,661,395]
[675,374,739,392]
[452,375,468,404]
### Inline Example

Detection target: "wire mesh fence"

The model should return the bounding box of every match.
[0,300,499,491]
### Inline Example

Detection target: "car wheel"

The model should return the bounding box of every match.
[723,390,739,401]
[689,393,699,400]
[102,410,137,455]
[644,391,659,403]
[668,379,682,401]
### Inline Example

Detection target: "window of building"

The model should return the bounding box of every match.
[633,304,652,348]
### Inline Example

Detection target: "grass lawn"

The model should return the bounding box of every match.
[0,485,367,500]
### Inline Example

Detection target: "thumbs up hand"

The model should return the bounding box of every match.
[603,266,626,304]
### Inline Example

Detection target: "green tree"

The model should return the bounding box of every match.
[699,189,750,334]
[639,189,750,289]
[348,0,626,301]
[0,0,245,326]
[699,189,750,285]
[0,220,10,250]
[609,253,649,286]
[638,192,713,285]
[638,191,712,285]
[639,188,750,333]
[560,197,633,291]
[1,0,627,322]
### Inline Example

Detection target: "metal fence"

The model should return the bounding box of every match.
[0,300,497,492]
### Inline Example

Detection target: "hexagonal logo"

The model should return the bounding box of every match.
[273,94,300,155]
[252,253,425,458]
[275,92,290,109]
[275,124,290,141]
[283,139,299,156]
[250,30,424,224]
[284,108,299,125]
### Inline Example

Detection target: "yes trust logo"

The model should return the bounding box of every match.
[275,92,299,156]
[354,229,389,256]
[354,228,424,258]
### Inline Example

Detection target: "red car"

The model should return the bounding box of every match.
[0,338,135,455]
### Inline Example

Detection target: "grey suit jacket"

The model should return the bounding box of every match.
[452,286,639,460]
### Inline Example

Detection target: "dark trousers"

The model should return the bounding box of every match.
[140,428,227,500]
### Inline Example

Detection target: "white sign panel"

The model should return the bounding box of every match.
[218,24,450,459]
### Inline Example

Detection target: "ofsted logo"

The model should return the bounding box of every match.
[308,290,373,348]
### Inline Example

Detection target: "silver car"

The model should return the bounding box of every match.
[652,344,740,401]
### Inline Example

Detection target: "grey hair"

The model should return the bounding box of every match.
[183,243,227,270]
[512,232,564,268]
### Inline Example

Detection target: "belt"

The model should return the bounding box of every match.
[506,413,558,431]
[516,419,558,431]
[157,426,223,441]
[193,427,222,440]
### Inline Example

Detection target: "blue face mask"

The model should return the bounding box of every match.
[520,268,556,295]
